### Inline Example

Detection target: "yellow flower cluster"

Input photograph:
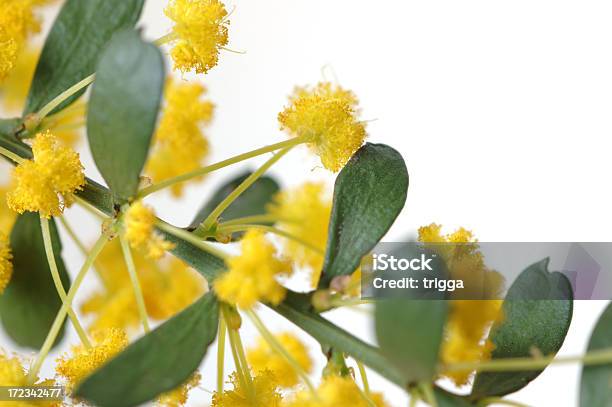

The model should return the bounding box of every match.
[165,0,229,74]
[0,232,13,293]
[0,0,48,82]
[7,131,85,218]
[0,351,58,407]
[418,223,505,386]
[212,370,283,407]
[55,328,128,389]
[124,201,175,259]
[157,372,201,407]
[284,376,389,407]
[81,239,206,332]
[278,82,366,172]
[146,77,214,197]
[247,333,312,388]
[268,182,331,287]
[214,229,291,308]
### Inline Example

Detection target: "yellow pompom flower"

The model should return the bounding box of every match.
[7,131,85,218]
[267,182,331,287]
[418,223,505,386]
[214,229,291,308]
[157,372,201,407]
[212,370,283,407]
[56,328,128,389]
[285,375,389,407]
[0,232,13,294]
[146,77,214,197]
[124,201,175,259]
[81,240,205,332]
[246,333,312,388]
[0,351,58,407]
[278,82,366,172]
[164,0,230,74]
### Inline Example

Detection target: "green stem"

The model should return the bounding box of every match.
[0,145,25,164]
[443,347,612,373]
[418,383,438,407]
[59,215,106,284]
[219,214,297,227]
[217,315,227,394]
[479,397,532,407]
[156,220,228,260]
[36,74,95,121]
[74,196,108,220]
[199,147,293,231]
[356,360,371,396]
[245,309,318,396]
[222,306,255,402]
[218,224,324,255]
[119,235,150,333]
[154,31,179,46]
[330,298,375,308]
[409,388,419,407]
[28,228,111,383]
[39,216,91,348]
[138,137,306,199]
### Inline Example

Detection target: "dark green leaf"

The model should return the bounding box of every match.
[318,143,408,288]
[0,118,22,137]
[24,0,144,115]
[189,171,280,229]
[471,258,573,398]
[87,29,164,204]
[580,302,612,407]
[0,213,70,349]
[375,299,447,384]
[76,292,219,407]
[273,297,406,387]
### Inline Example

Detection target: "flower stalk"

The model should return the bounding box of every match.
[27,227,112,383]
[119,234,151,333]
[138,137,306,198]
[198,147,293,232]
[39,216,91,348]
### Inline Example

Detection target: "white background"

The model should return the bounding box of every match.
[2,1,611,406]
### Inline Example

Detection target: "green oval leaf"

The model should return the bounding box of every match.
[471,258,573,398]
[0,213,70,349]
[24,0,144,115]
[189,171,280,230]
[75,292,219,407]
[87,29,165,204]
[580,302,612,407]
[318,143,408,288]
[375,299,447,384]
